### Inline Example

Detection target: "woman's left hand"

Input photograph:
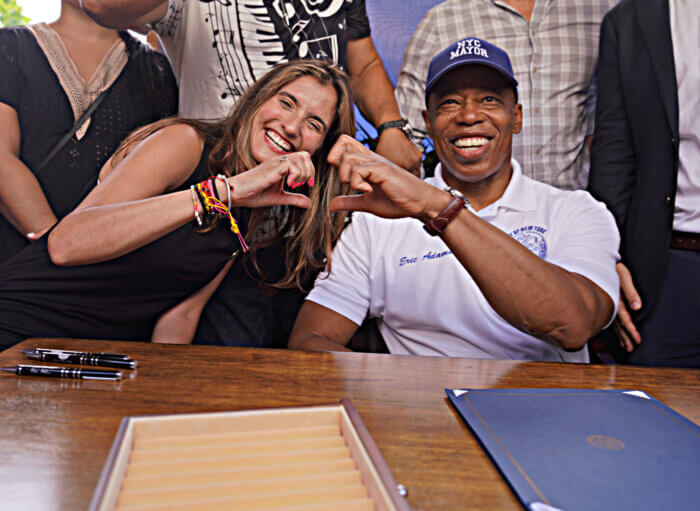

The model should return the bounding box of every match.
[227,152,314,209]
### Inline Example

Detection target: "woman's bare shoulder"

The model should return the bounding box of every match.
[98,122,208,194]
[147,122,206,153]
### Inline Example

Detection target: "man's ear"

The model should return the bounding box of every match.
[421,109,433,139]
[513,104,523,134]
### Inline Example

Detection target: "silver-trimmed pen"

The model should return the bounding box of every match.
[2,365,123,381]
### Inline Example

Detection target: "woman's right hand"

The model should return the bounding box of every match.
[227,152,315,209]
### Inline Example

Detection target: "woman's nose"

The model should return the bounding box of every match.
[281,112,303,138]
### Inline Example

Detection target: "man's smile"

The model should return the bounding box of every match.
[451,135,493,159]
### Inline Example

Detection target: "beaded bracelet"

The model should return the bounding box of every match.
[195,176,249,252]
[195,181,214,222]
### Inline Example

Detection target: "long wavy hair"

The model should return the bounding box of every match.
[113,60,355,290]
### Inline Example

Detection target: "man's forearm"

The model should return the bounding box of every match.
[425,191,612,349]
[288,301,360,352]
[80,0,167,29]
[288,333,353,352]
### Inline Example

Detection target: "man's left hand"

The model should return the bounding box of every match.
[374,129,422,176]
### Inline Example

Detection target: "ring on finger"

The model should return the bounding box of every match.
[280,155,288,163]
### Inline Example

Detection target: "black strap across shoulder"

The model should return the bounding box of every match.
[35,87,111,175]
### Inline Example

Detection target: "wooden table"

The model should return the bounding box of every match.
[1,339,698,511]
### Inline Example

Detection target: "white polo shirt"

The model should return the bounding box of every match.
[307,160,620,362]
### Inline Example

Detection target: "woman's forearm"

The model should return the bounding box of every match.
[0,103,57,239]
[0,153,58,238]
[48,123,209,266]
[48,188,195,265]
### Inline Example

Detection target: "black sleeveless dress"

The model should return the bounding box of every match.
[0,148,240,349]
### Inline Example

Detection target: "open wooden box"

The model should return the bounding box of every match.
[89,400,410,510]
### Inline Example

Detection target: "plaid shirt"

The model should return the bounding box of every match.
[396,0,615,189]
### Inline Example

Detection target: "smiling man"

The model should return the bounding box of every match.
[288,38,621,362]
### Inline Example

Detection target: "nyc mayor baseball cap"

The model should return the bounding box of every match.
[425,37,519,104]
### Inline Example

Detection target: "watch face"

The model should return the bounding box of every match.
[401,121,413,138]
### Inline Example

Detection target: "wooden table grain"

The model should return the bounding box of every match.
[1,339,698,511]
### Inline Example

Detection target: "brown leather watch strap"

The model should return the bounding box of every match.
[423,196,466,236]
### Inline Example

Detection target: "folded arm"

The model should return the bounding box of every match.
[426,195,614,350]
[0,103,57,240]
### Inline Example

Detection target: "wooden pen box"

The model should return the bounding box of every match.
[89,400,410,510]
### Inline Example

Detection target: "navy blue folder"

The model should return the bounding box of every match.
[446,388,699,511]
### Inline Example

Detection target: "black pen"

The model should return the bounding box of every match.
[22,349,137,369]
[2,364,122,381]
[35,348,133,361]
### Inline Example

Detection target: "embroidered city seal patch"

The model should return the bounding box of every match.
[509,226,547,259]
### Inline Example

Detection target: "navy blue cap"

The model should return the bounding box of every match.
[425,37,518,105]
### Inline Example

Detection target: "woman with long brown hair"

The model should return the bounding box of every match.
[0,60,354,349]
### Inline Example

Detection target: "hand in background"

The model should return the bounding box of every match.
[613,262,642,352]
[327,135,439,219]
[374,129,422,176]
[228,152,314,209]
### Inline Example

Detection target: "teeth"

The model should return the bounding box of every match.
[454,137,489,148]
[266,129,293,151]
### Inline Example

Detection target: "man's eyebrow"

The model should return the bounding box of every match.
[279,91,329,131]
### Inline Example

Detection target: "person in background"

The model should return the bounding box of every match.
[0,0,177,263]
[79,0,421,174]
[588,0,700,367]
[396,0,615,190]
[0,60,355,350]
[289,38,619,362]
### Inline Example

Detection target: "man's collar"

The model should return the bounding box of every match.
[433,160,537,214]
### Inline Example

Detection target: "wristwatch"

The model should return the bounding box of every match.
[423,189,469,236]
[377,119,413,140]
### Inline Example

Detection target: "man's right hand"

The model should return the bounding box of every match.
[613,262,642,352]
